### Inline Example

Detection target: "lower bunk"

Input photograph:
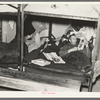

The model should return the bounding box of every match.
[0,62,93,92]
[0,42,93,92]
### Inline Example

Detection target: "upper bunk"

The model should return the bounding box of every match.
[24,3,100,22]
[0,4,18,16]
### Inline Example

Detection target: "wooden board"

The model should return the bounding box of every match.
[25,12,98,22]
[0,67,81,91]
[0,75,81,91]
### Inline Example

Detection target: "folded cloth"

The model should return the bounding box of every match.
[93,60,100,83]
[31,58,51,66]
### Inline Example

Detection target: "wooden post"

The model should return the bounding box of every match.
[96,13,100,61]
[98,14,100,60]
[49,21,52,41]
[17,4,21,67]
[92,7,100,63]
[20,4,24,71]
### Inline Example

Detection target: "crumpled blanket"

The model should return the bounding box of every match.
[0,41,92,74]
[63,51,91,72]
[0,42,19,68]
[0,42,19,59]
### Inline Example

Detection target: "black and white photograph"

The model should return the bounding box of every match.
[0,2,100,97]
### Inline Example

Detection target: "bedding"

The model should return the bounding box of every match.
[0,42,19,59]
[24,41,91,73]
[0,42,19,67]
[63,51,91,72]
[0,40,92,86]
[0,40,91,74]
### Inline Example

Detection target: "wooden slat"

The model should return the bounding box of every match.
[0,75,81,91]
[20,4,24,71]
[49,21,52,41]
[93,14,100,61]
[24,11,98,22]
[97,14,100,60]
[7,4,18,10]
[17,4,21,66]
[0,67,81,91]
[28,64,84,76]
[0,12,17,16]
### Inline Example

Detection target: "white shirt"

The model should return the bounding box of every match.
[25,29,48,53]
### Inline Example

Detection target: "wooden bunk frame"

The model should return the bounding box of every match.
[0,4,99,92]
[19,4,99,92]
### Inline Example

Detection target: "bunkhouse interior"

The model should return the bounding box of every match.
[0,3,100,92]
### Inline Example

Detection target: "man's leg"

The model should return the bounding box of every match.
[25,49,40,62]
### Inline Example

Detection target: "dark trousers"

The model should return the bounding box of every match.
[25,49,46,62]
[25,49,40,62]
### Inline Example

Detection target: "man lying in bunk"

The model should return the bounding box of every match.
[59,33,94,72]
[42,30,73,56]
[58,30,71,48]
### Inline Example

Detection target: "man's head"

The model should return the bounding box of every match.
[69,34,77,45]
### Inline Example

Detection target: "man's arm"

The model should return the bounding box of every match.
[68,47,78,53]
[24,32,41,52]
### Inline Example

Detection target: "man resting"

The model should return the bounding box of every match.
[59,33,93,72]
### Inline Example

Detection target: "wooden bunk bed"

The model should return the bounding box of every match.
[0,4,20,67]
[0,4,99,92]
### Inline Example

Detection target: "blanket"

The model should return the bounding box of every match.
[0,42,19,59]
[62,51,91,72]
[0,42,19,68]
[0,42,91,74]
